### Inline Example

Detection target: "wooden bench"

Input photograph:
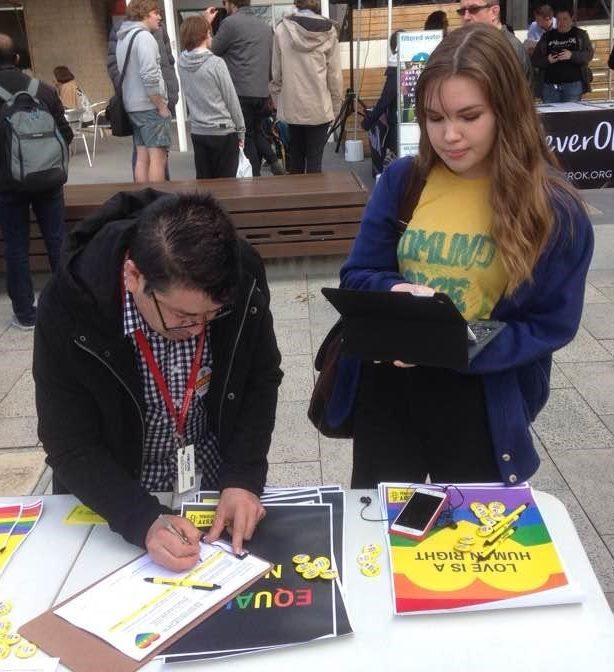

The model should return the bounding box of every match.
[0,172,368,272]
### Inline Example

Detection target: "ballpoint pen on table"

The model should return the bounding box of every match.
[143,577,221,590]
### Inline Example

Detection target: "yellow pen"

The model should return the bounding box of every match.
[144,577,221,590]
[490,503,528,534]
[478,527,516,561]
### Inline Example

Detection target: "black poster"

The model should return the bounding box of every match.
[539,107,614,189]
[164,503,352,663]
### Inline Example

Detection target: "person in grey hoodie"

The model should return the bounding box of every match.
[178,15,245,178]
[270,0,342,174]
[116,0,170,183]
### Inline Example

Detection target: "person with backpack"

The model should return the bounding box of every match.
[0,33,73,330]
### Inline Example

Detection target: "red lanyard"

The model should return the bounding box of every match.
[134,328,205,442]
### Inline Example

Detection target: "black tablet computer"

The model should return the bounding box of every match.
[321,287,505,369]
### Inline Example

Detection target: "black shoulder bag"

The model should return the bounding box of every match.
[106,30,143,137]
[307,165,427,438]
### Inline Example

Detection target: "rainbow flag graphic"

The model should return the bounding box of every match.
[135,632,160,649]
[0,500,43,576]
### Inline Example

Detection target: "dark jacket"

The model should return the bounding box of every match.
[608,46,614,70]
[531,26,594,92]
[361,64,397,155]
[0,64,73,147]
[107,22,179,112]
[211,6,273,98]
[328,157,593,485]
[33,189,283,548]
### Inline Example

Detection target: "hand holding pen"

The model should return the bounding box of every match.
[144,513,202,572]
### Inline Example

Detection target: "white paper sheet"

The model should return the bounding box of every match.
[54,541,269,661]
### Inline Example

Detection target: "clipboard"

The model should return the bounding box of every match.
[19,551,272,672]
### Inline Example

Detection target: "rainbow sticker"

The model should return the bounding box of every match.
[134,632,160,649]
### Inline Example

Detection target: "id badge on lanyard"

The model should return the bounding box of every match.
[133,328,205,496]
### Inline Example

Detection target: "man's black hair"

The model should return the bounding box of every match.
[130,192,240,304]
[0,34,17,66]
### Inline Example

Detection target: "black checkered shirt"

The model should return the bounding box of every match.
[123,289,221,492]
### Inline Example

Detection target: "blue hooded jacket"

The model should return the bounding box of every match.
[328,157,594,484]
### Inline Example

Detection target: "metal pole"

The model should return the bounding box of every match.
[609,0,613,100]
[353,0,361,138]
[387,0,393,57]
[163,0,187,152]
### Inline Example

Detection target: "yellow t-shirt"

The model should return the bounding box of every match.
[397,164,507,320]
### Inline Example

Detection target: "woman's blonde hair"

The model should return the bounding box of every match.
[413,23,577,295]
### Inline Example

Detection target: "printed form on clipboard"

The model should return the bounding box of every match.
[52,539,272,661]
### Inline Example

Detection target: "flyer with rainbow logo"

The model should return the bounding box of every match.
[0,500,43,576]
[378,483,583,615]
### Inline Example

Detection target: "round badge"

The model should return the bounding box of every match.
[488,501,506,516]
[312,556,331,571]
[295,562,314,574]
[3,632,20,646]
[302,566,320,580]
[360,562,381,578]
[0,620,10,633]
[15,641,37,659]
[0,601,11,617]
[361,543,382,558]
[356,552,374,565]
[482,516,498,527]
[0,642,10,659]
[458,535,475,545]
[292,553,310,565]
[319,569,339,580]
[477,525,493,537]
[454,543,471,552]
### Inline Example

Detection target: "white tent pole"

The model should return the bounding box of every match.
[609,0,613,100]
[353,0,362,138]
[387,0,393,57]
[163,0,187,152]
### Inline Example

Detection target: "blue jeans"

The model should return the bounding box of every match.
[0,187,65,321]
[542,81,583,103]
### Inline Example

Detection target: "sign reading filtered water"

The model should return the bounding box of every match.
[397,31,443,158]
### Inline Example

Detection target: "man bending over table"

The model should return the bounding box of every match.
[33,190,282,570]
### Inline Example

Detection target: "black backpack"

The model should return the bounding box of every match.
[0,78,68,192]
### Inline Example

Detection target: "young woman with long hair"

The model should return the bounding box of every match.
[327,23,593,488]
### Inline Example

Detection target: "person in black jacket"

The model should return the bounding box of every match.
[609,45,614,71]
[0,34,73,330]
[361,31,400,176]
[33,190,283,571]
[531,9,594,103]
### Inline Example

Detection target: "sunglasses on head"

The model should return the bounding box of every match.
[456,3,492,16]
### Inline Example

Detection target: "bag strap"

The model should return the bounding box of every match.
[397,160,427,239]
[118,29,145,90]
[0,84,11,102]
[26,78,39,97]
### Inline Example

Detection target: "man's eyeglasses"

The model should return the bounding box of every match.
[456,3,492,16]
[151,292,233,332]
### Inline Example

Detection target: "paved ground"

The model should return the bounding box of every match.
[1,132,613,611]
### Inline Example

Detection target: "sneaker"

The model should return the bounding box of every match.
[11,314,36,330]
[270,159,286,176]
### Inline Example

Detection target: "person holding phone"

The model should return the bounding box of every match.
[531,8,594,103]
[325,23,593,488]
